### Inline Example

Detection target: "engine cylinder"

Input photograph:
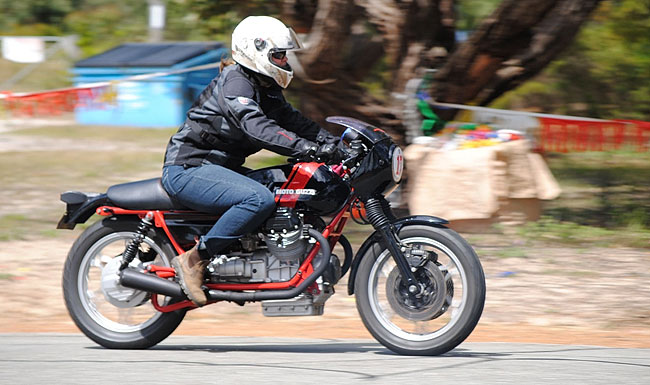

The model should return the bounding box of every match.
[263,207,308,261]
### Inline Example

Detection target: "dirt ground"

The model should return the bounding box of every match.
[1,119,649,348]
[1,214,649,348]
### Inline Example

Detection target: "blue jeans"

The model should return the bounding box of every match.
[162,165,276,257]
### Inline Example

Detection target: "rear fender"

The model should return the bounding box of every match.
[57,191,108,230]
[346,215,448,295]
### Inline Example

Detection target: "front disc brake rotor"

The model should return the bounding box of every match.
[385,260,450,321]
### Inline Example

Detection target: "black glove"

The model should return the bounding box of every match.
[316,132,340,145]
[315,143,346,164]
[297,141,315,154]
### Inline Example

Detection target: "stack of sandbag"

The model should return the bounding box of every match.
[404,140,560,232]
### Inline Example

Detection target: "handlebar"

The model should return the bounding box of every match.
[289,145,360,167]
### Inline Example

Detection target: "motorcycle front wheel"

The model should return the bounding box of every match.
[62,217,186,349]
[355,224,485,355]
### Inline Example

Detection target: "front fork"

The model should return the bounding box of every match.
[363,197,421,295]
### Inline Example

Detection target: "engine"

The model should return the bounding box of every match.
[206,208,309,283]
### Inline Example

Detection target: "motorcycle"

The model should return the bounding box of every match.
[58,116,485,356]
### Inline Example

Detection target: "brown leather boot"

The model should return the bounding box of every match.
[171,246,208,306]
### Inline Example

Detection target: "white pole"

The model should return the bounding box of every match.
[148,0,166,42]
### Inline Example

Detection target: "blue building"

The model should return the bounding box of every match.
[72,42,228,127]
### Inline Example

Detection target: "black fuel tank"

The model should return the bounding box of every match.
[247,162,351,216]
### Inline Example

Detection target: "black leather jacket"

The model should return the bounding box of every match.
[164,64,336,169]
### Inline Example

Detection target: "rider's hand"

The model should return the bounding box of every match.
[315,143,346,164]
[316,134,340,145]
[300,142,317,155]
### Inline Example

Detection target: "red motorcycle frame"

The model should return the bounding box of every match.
[94,162,353,313]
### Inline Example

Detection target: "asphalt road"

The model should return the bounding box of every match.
[1,333,649,384]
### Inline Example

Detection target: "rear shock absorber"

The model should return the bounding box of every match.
[120,212,155,270]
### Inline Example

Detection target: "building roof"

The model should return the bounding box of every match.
[75,42,225,68]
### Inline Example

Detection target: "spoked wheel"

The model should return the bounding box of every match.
[62,217,186,349]
[355,225,485,355]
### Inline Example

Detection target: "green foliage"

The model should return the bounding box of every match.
[64,2,148,56]
[359,56,391,101]
[0,0,72,30]
[2,0,648,123]
[165,0,284,43]
[494,0,650,121]
[1,0,282,58]
[456,0,501,31]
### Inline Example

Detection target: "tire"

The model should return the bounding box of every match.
[62,217,186,349]
[355,225,485,355]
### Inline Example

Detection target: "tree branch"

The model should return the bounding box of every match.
[432,0,602,107]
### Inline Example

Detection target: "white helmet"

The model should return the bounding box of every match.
[231,16,304,88]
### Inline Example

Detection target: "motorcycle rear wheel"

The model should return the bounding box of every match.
[62,217,186,349]
[355,225,485,356]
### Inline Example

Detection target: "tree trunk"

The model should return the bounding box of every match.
[286,0,455,142]
[432,0,603,107]
[285,0,602,140]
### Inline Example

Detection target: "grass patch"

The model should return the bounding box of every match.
[0,127,317,243]
[0,212,78,242]
[0,144,167,242]
[0,121,323,244]
[244,152,288,169]
[11,125,177,145]
[2,125,648,251]
[544,151,650,229]
[0,214,32,241]
[0,55,72,92]
[493,247,528,259]
[518,216,650,248]
[0,150,165,190]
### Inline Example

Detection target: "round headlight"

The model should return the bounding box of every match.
[391,146,404,183]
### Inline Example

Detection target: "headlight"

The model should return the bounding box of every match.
[391,145,404,183]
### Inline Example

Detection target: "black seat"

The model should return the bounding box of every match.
[106,178,187,210]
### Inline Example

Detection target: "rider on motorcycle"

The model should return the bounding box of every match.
[162,16,340,306]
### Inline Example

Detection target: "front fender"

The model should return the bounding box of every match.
[346,215,448,295]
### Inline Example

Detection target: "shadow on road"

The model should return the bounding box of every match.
[148,340,390,355]
[135,342,650,371]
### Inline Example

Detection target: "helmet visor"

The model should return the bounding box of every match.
[288,28,304,50]
[273,27,304,51]
[268,28,302,72]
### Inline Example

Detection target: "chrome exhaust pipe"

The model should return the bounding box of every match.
[119,268,186,299]
[119,228,331,303]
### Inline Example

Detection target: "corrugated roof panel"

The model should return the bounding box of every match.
[75,42,224,68]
